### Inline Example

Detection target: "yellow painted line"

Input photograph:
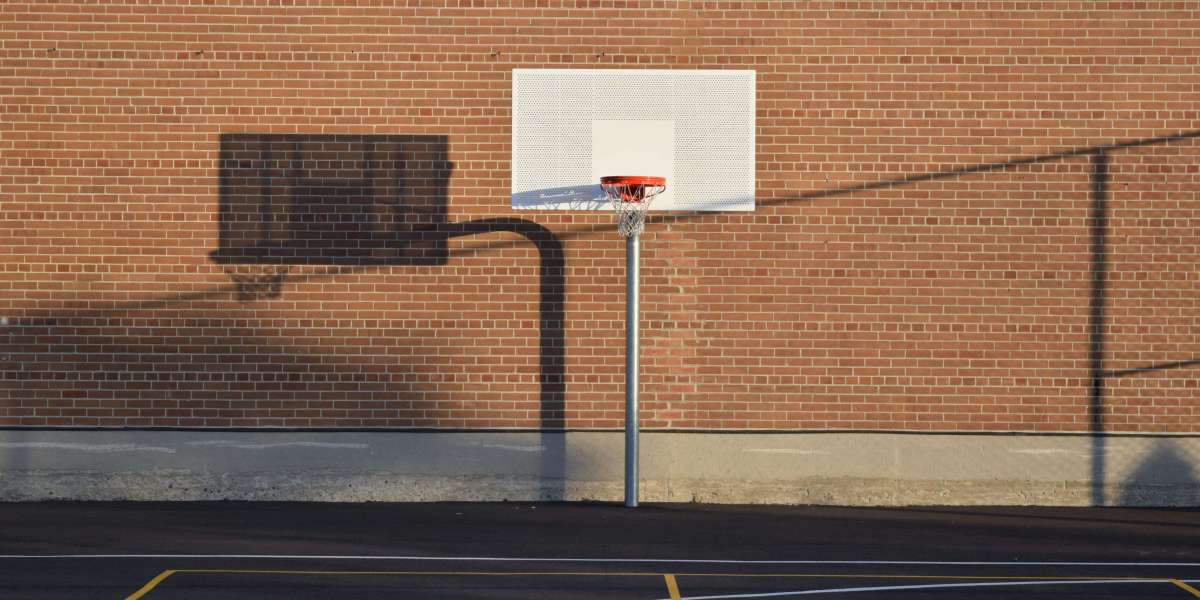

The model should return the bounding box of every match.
[125,570,175,600]
[119,569,1188,598]
[1172,579,1200,597]
[664,573,682,600]
[173,569,667,577]
[656,572,1164,582]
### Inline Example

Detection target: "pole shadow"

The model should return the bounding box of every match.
[1088,151,1110,506]
[209,134,565,498]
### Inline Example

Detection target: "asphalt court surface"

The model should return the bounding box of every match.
[0,502,1197,598]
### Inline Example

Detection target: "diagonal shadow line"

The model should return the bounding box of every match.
[23,131,1200,383]
[21,132,1200,317]
[17,132,1199,416]
[23,133,1200,348]
[1106,359,1200,379]
[760,128,1200,207]
[540,130,1200,239]
[184,132,1200,287]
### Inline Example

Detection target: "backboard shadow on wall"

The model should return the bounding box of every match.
[211,134,450,271]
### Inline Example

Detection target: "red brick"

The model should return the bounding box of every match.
[1,1,1198,433]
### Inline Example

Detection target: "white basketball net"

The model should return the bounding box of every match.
[601,180,666,238]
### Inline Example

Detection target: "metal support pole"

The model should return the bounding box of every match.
[624,232,640,508]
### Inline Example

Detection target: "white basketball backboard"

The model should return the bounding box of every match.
[511,69,755,212]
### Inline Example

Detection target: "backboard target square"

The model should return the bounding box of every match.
[591,120,675,208]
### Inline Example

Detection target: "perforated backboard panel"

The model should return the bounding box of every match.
[512,69,755,211]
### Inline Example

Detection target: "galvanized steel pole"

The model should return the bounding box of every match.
[624,232,640,508]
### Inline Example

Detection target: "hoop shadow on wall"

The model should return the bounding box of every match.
[209,134,566,433]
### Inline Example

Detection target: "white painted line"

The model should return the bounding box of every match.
[0,554,1198,568]
[184,440,368,450]
[460,442,546,453]
[1009,448,1087,457]
[671,579,1168,599]
[0,442,175,454]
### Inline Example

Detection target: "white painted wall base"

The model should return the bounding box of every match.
[0,430,1196,506]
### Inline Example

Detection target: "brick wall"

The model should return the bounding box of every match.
[2,1,1197,432]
